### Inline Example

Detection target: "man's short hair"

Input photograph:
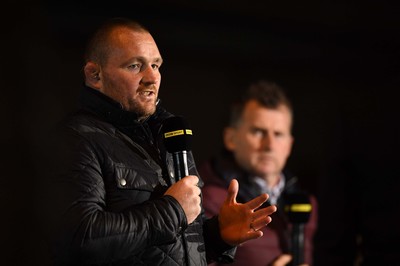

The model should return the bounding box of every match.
[84,17,149,65]
[228,80,293,127]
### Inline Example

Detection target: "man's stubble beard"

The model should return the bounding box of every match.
[127,96,158,121]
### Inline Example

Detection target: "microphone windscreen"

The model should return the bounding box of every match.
[162,116,193,153]
[284,192,312,224]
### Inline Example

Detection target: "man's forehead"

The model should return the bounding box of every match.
[106,29,161,59]
[110,27,152,44]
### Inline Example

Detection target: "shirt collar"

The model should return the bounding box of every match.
[253,174,286,205]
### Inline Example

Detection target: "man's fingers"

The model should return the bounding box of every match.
[253,205,277,219]
[250,215,273,231]
[273,254,293,266]
[184,175,201,195]
[250,204,276,227]
[183,175,199,185]
[245,193,269,210]
[226,179,239,205]
[245,229,264,241]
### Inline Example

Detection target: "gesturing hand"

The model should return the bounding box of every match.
[164,175,201,224]
[218,179,277,246]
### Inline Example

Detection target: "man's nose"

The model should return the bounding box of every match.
[261,134,273,151]
[140,66,159,85]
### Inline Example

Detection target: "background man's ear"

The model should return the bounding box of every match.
[223,127,236,151]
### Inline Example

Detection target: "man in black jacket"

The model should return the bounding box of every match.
[40,17,277,265]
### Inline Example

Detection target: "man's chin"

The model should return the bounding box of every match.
[128,102,156,114]
[138,106,157,120]
[255,167,276,177]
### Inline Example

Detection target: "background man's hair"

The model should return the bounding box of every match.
[228,80,293,127]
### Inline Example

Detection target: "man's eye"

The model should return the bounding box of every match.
[252,129,265,137]
[152,64,160,70]
[128,64,140,69]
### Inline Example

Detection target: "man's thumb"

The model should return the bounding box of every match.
[226,179,239,204]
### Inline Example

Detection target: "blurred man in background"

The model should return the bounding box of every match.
[199,80,317,266]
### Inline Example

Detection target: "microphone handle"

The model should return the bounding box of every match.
[291,223,305,266]
[172,150,189,182]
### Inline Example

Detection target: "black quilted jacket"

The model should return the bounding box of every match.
[41,86,233,265]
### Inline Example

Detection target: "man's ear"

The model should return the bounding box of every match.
[84,61,101,89]
[223,127,236,151]
[288,135,294,154]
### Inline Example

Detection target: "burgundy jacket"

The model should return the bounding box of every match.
[199,151,318,266]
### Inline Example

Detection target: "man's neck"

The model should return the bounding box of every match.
[264,174,282,188]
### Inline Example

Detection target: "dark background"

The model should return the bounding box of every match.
[2,1,400,265]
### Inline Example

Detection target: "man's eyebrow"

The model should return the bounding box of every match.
[126,56,163,63]
[154,57,163,64]
[251,125,266,131]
